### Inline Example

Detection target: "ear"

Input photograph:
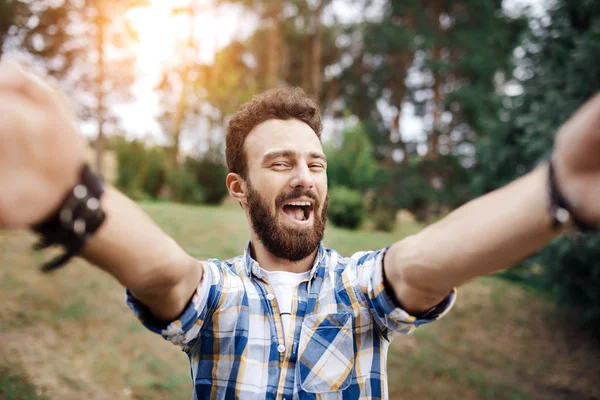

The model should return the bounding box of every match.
[226,173,248,205]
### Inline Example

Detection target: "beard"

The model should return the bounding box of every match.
[246,181,328,262]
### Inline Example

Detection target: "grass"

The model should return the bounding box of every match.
[0,367,48,400]
[0,201,599,399]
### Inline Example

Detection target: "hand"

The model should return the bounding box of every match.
[553,92,600,228]
[0,60,86,228]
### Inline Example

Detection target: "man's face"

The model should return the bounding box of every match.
[243,119,328,262]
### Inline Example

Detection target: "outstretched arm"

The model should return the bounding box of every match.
[81,187,202,321]
[385,92,600,315]
[0,60,201,322]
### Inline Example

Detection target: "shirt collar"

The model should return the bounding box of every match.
[243,241,325,280]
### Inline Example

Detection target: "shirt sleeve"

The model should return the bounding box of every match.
[347,247,456,340]
[125,259,233,350]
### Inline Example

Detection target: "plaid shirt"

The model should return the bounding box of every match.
[127,243,456,399]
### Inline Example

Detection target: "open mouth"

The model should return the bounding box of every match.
[281,200,314,223]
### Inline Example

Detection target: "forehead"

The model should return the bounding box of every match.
[245,119,323,160]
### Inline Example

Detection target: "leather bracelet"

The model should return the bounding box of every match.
[32,164,106,272]
[548,158,597,233]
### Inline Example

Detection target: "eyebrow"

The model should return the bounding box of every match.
[309,152,327,162]
[261,150,327,164]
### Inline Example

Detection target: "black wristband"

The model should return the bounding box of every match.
[548,158,597,233]
[32,164,106,272]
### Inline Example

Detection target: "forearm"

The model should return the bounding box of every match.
[81,186,202,321]
[387,163,558,313]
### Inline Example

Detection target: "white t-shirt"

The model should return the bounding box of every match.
[261,268,310,345]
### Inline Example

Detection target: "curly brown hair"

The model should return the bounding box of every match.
[226,87,322,178]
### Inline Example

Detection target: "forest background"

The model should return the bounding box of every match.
[1,0,599,398]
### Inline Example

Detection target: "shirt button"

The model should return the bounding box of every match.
[277,344,286,353]
[266,293,275,301]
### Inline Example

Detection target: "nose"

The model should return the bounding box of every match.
[289,163,314,189]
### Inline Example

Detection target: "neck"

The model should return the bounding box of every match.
[249,232,317,273]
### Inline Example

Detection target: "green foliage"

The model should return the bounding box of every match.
[142,147,168,198]
[335,0,525,164]
[184,150,228,205]
[113,137,167,201]
[327,186,365,230]
[537,236,600,330]
[113,137,149,199]
[0,367,48,400]
[472,0,600,331]
[377,155,470,221]
[325,124,381,192]
[112,137,225,205]
[167,167,205,205]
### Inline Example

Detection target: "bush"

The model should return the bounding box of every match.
[325,124,381,192]
[328,186,365,230]
[167,167,205,204]
[537,235,600,332]
[142,148,167,198]
[185,152,228,205]
[113,137,147,197]
[112,137,167,200]
[371,208,396,232]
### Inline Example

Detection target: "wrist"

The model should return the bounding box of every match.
[548,155,597,233]
[32,163,107,271]
[36,165,82,225]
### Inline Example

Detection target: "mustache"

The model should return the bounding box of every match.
[275,188,318,209]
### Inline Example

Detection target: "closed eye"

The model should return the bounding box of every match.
[272,162,290,169]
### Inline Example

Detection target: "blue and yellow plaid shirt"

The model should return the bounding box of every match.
[127,243,456,399]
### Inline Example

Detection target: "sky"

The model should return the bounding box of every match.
[106,0,548,152]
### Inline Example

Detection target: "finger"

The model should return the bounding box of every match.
[0,59,57,104]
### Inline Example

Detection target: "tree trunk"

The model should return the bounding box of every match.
[95,4,105,177]
[309,0,326,101]
[265,2,281,89]
[302,35,312,93]
[427,0,443,161]
[383,10,415,168]
[170,1,198,165]
[171,72,188,164]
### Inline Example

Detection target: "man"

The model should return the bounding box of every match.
[0,59,599,400]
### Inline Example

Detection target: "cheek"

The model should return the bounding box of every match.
[316,176,328,200]
[248,175,286,206]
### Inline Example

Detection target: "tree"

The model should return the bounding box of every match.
[2,0,144,176]
[155,2,208,164]
[221,0,340,103]
[67,0,144,176]
[156,0,341,161]
[329,0,523,219]
[337,0,523,160]
[472,0,600,332]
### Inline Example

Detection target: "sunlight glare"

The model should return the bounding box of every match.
[127,0,219,80]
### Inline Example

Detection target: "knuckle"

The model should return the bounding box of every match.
[2,59,25,77]
[0,62,29,90]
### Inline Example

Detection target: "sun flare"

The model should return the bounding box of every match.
[127,0,219,79]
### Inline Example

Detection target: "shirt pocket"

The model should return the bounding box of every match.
[295,312,355,393]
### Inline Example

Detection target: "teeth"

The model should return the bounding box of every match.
[286,201,311,207]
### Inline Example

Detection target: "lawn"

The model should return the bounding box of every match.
[0,202,599,399]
